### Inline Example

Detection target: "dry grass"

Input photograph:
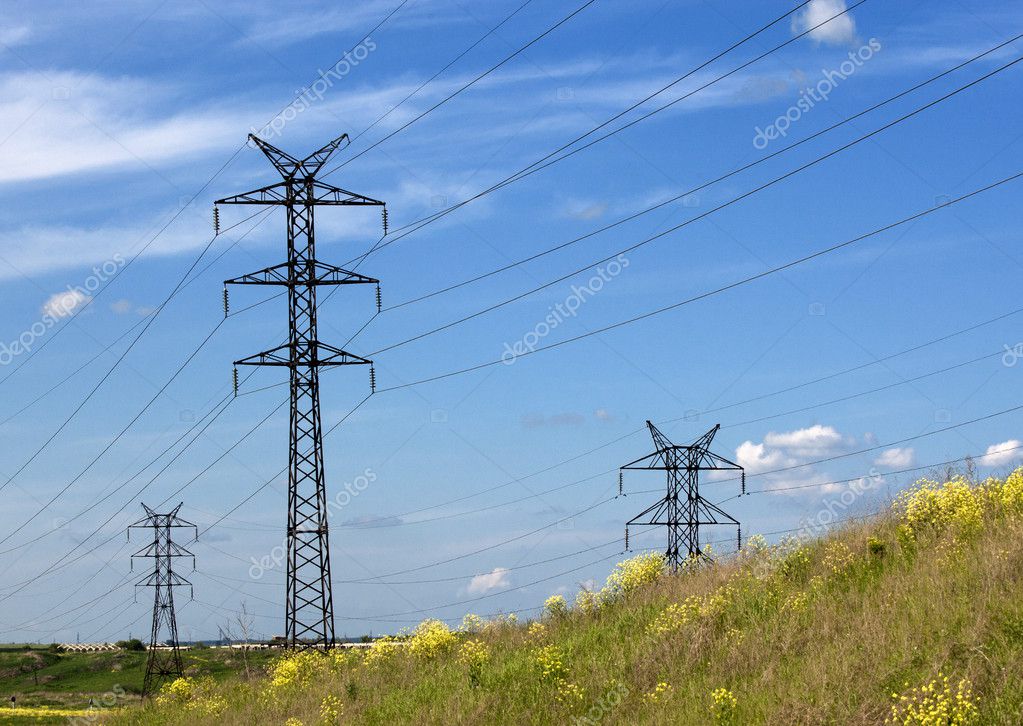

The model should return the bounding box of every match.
[113,473,1023,725]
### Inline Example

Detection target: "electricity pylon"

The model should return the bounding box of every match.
[621,422,744,570]
[216,133,385,649]
[129,503,196,698]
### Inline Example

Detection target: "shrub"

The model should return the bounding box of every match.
[363,635,401,667]
[458,639,490,688]
[647,598,700,636]
[575,589,599,614]
[265,651,324,691]
[602,552,665,599]
[527,622,548,641]
[319,693,343,724]
[155,676,227,717]
[998,467,1023,513]
[895,478,983,540]
[544,594,568,618]
[407,619,456,659]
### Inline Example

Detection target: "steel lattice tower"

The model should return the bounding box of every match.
[129,503,196,698]
[621,422,744,570]
[217,133,384,649]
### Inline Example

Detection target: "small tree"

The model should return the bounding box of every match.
[115,639,146,652]
[221,602,255,679]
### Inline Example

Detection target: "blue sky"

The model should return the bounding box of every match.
[0,0,1021,642]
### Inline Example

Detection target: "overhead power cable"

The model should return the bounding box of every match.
[322,0,601,174]
[366,55,1023,358]
[349,0,863,256]
[378,34,1023,313]
[370,169,1023,391]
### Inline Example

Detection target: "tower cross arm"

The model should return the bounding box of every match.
[620,450,667,470]
[225,261,379,287]
[215,182,290,206]
[698,451,744,471]
[234,342,372,368]
[310,180,385,206]
[626,496,671,526]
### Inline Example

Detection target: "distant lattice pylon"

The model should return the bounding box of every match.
[129,502,196,697]
[621,422,744,570]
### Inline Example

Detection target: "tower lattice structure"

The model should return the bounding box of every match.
[129,502,196,697]
[621,422,744,570]
[217,133,384,648]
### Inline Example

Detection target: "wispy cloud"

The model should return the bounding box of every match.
[0,24,32,47]
[980,440,1022,467]
[0,71,245,184]
[41,289,90,319]
[874,447,915,468]
[466,567,510,595]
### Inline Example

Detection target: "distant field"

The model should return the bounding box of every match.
[0,646,278,723]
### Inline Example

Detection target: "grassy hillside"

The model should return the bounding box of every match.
[112,468,1023,725]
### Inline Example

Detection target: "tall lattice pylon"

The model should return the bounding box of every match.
[217,133,385,649]
[129,502,196,698]
[621,422,744,570]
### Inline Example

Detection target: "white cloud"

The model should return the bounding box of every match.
[734,424,857,495]
[734,440,793,474]
[792,0,858,46]
[763,425,848,457]
[41,289,90,319]
[874,447,915,468]
[980,440,1023,467]
[466,567,510,595]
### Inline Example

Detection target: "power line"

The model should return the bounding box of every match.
[378,34,1023,312]
[354,0,861,253]
[332,497,616,584]
[0,0,410,398]
[274,341,1009,536]
[346,0,537,147]
[322,0,600,175]
[0,1,415,549]
[231,303,1020,536]
[743,443,1023,498]
[734,402,1023,483]
[372,169,1023,391]
[0,205,271,513]
[365,55,1023,358]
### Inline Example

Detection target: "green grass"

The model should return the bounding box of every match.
[0,646,279,723]
[35,471,1023,724]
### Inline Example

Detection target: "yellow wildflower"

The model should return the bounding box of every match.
[886,674,978,725]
